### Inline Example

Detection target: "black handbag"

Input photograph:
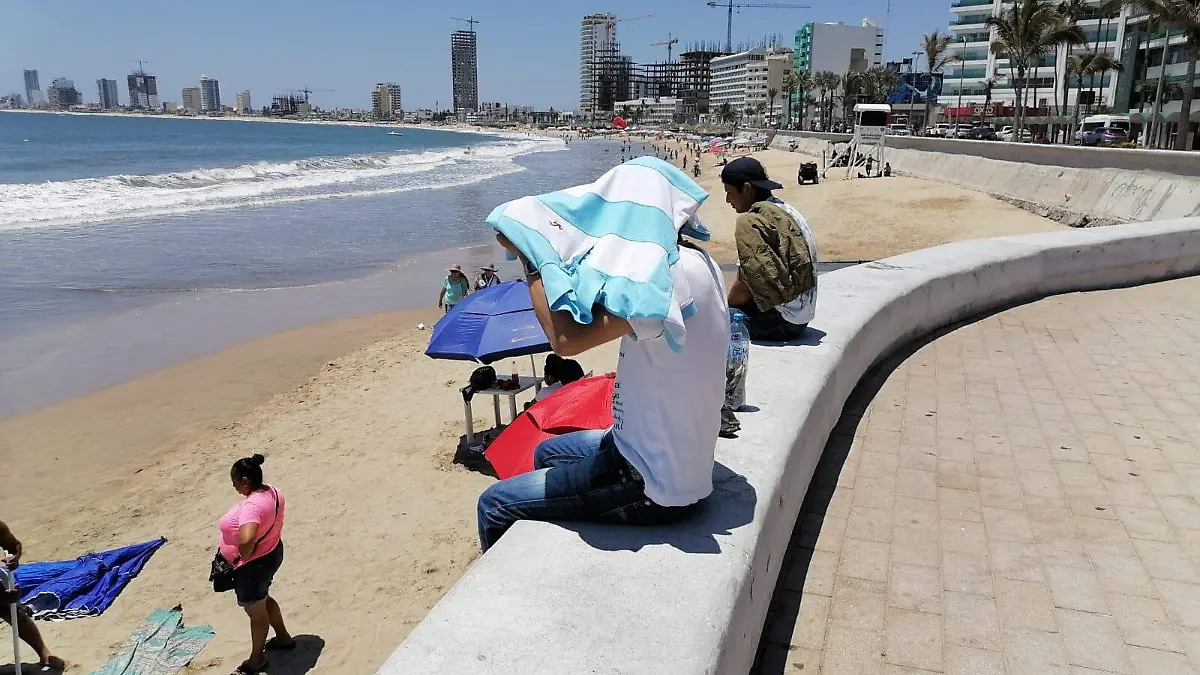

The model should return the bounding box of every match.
[209,487,279,592]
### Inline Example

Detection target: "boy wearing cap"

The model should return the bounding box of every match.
[438,264,471,313]
[720,156,818,342]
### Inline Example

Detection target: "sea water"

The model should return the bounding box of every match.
[0,113,638,416]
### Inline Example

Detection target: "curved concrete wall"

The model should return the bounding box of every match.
[378,219,1200,675]
[770,131,1200,225]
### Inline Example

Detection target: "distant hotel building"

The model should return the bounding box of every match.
[127,69,159,110]
[200,75,221,112]
[97,78,120,109]
[23,69,42,108]
[236,90,252,114]
[371,82,402,120]
[711,47,793,122]
[182,87,202,112]
[451,29,479,113]
[793,19,883,122]
[945,0,1122,113]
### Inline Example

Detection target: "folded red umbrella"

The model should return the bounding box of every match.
[484,374,615,479]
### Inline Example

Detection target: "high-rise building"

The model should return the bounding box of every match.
[23,69,41,107]
[451,29,479,113]
[97,78,119,109]
[711,47,793,121]
[580,13,627,116]
[182,87,202,112]
[794,19,883,74]
[46,77,80,109]
[236,90,252,114]
[199,75,221,112]
[945,0,1125,115]
[127,69,159,110]
[371,82,402,120]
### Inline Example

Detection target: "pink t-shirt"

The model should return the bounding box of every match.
[218,485,285,567]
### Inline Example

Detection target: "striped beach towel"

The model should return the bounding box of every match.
[487,156,710,351]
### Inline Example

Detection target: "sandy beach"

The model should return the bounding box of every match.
[4,139,1069,673]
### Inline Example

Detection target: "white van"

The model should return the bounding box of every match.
[1075,114,1131,144]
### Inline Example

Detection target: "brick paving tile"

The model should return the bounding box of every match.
[753,278,1200,675]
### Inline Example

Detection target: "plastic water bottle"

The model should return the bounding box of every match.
[727,309,751,410]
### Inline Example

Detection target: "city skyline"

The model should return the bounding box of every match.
[3,0,948,111]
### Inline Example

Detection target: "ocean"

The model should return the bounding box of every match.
[0,112,642,416]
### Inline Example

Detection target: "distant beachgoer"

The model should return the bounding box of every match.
[532,354,586,404]
[477,229,728,551]
[439,264,470,313]
[218,454,292,675]
[0,520,66,672]
[475,265,501,290]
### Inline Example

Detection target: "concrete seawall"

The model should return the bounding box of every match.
[770,131,1200,226]
[377,218,1200,675]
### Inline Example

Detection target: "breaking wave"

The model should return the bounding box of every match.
[0,136,564,232]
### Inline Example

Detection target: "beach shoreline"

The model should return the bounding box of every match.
[7,140,1074,673]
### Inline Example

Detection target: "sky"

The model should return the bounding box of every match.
[3,0,951,111]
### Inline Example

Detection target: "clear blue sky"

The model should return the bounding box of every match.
[4,0,950,110]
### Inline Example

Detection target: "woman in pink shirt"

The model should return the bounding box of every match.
[218,454,293,674]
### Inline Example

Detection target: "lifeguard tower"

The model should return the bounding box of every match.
[846,103,890,178]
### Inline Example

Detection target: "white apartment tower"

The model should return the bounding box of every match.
[580,13,622,115]
[199,75,221,112]
[236,90,252,114]
[946,0,1125,112]
[711,47,793,121]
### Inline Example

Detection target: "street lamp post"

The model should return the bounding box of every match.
[957,37,967,121]
[908,51,922,130]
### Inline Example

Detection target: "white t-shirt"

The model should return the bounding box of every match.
[612,246,730,507]
[533,382,561,402]
[770,198,819,326]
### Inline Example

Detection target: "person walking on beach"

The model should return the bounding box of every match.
[476,230,728,551]
[438,264,470,313]
[217,455,293,675]
[0,521,66,672]
[475,265,501,291]
[719,157,818,436]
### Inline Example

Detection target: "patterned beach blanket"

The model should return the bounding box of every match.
[487,156,710,351]
[91,607,213,675]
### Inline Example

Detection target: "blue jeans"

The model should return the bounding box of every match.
[476,429,699,551]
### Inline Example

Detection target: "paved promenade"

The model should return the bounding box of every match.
[754,276,1200,675]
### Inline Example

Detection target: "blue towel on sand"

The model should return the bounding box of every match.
[14,537,166,620]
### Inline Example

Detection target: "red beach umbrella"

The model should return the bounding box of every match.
[613,115,628,129]
[484,374,615,479]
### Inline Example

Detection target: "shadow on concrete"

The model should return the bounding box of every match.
[270,634,326,675]
[751,326,827,348]
[571,462,757,555]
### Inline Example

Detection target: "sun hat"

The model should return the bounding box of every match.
[448,264,463,272]
[481,264,498,272]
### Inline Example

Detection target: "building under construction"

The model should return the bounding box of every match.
[270,92,310,116]
[629,42,726,123]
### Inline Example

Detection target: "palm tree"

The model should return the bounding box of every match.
[1108,0,1200,150]
[794,70,814,128]
[987,0,1083,140]
[867,66,901,104]
[1056,0,1091,118]
[780,71,797,128]
[717,102,737,126]
[984,76,999,111]
[1068,50,1123,133]
[814,70,840,130]
[840,71,865,124]
[767,87,779,126]
[921,31,955,130]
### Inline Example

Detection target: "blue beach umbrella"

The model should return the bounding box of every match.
[425,280,551,364]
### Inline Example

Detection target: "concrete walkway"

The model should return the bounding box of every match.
[754,276,1200,675]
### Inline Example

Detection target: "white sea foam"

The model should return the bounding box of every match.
[0,136,564,232]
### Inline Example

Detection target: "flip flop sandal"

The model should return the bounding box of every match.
[235,658,269,674]
[266,637,297,651]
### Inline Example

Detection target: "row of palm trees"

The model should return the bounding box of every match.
[975,0,1196,148]
[771,67,902,130]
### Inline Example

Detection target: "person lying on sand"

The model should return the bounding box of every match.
[0,520,66,672]
[477,230,728,551]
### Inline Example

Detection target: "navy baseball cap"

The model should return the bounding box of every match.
[720,157,783,191]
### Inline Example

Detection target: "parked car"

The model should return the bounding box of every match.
[1094,127,1128,147]
[998,126,1033,142]
[967,126,998,141]
[950,124,975,139]
[886,124,912,136]
[1075,114,1131,145]
[930,123,953,138]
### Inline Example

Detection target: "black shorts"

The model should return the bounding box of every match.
[234,542,283,607]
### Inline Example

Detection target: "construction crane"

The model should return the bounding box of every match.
[651,33,681,62]
[451,16,480,32]
[706,1,810,54]
[599,14,653,42]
